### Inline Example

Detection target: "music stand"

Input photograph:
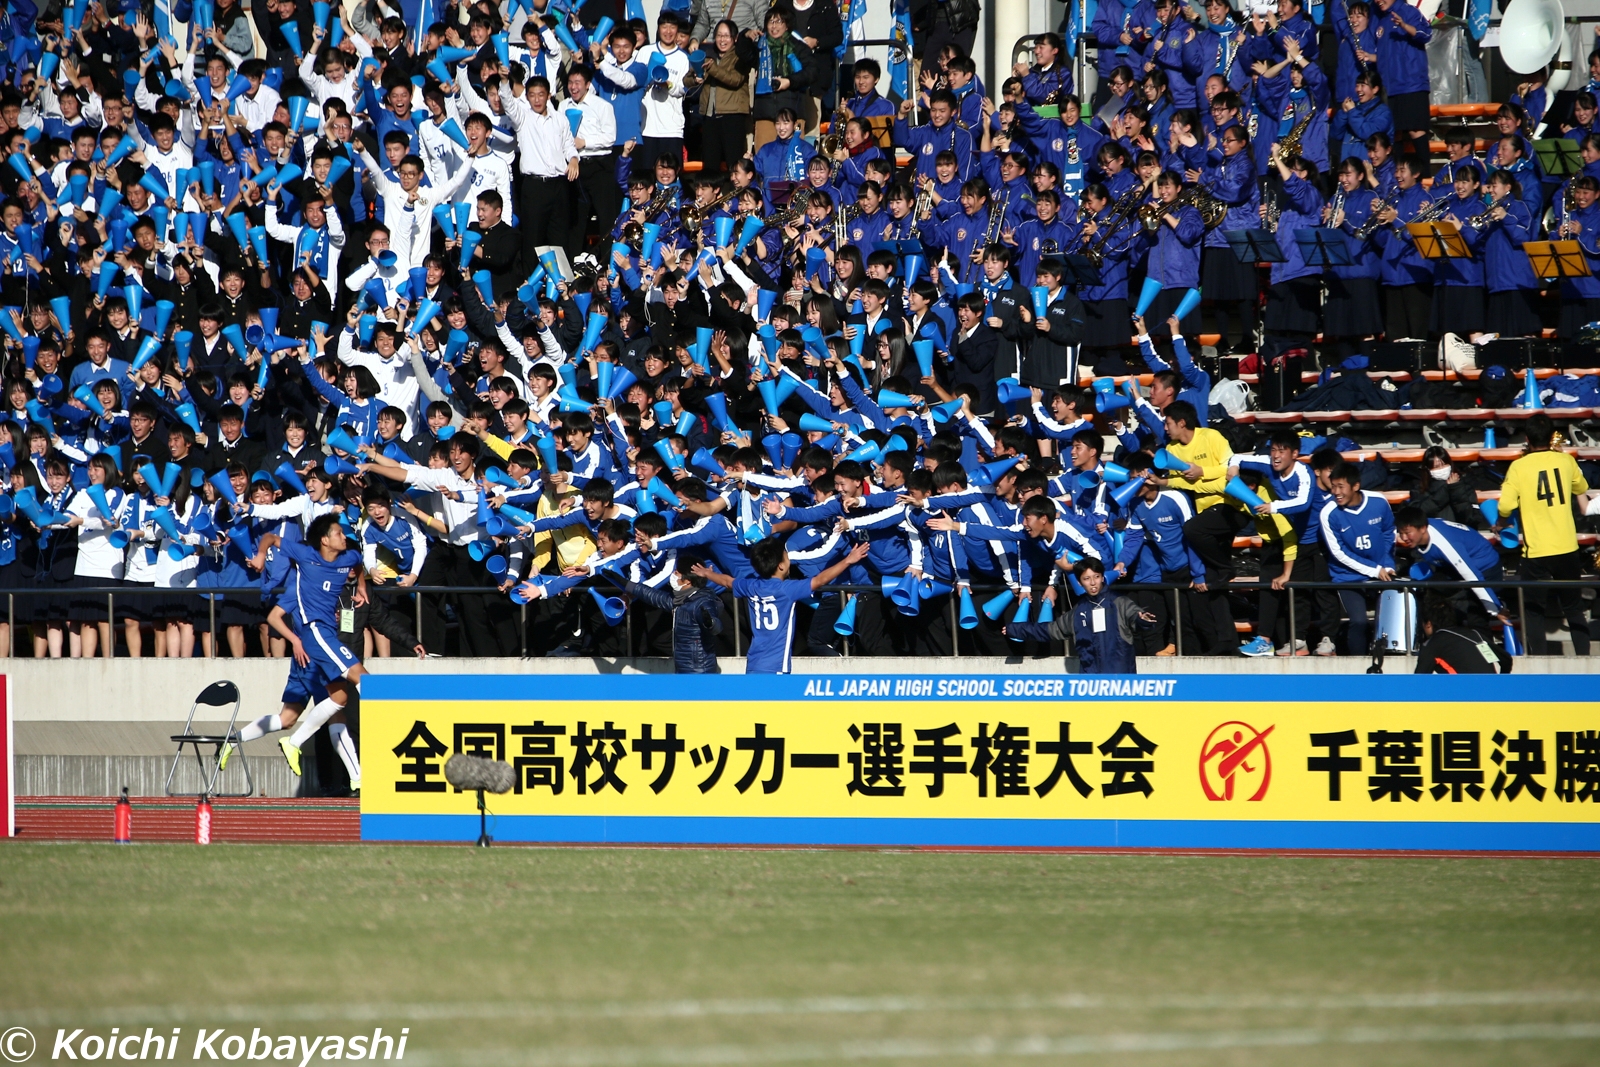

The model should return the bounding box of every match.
[769,180,798,207]
[1406,220,1470,259]
[863,116,893,149]
[1222,227,1287,264]
[1525,240,1592,281]
[1064,254,1102,287]
[1294,227,1352,268]
[1534,138,1583,178]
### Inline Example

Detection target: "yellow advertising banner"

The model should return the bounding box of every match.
[359,673,1600,850]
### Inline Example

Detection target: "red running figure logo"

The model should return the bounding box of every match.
[1199,722,1275,801]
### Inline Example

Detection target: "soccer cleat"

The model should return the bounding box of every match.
[217,740,236,772]
[1314,637,1338,657]
[1239,636,1274,657]
[280,737,302,776]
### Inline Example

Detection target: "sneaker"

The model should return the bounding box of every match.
[1239,636,1274,657]
[1155,644,1177,656]
[1276,639,1308,657]
[217,740,236,772]
[279,737,302,776]
[348,781,361,797]
[1314,637,1338,657]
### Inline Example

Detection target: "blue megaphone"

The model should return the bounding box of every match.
[877,389,918,410]
[1093,376,1130,413]
[834,594,858,636]
[274,463,308,496]
[1134,276,1163,318]
[1225,476,1267,510]
[1153,448,1184,471]
[691,448,725,477]
[1111,477,1146,510]
[971,457,1021,486]
[996,378,1031,406]
[589,586,627,624]
[982,589,1015,621]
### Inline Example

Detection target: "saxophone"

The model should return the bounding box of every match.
[1276,107,1315,162]
[818,106,849,160]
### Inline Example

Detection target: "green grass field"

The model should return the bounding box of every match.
[2,843,1599,1066]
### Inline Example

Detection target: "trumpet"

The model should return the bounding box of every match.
[1411,196,1453,225]
[1352,189,1398,240]
[1464,195,1512,231]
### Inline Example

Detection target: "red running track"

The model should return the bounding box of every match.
[11,796,361,843]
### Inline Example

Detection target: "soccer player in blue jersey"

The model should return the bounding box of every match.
[696,537,870,674]
[265,513,370,788]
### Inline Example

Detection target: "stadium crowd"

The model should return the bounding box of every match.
[0,0,1593,671]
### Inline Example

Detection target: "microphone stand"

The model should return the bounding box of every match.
[476,788,492,847]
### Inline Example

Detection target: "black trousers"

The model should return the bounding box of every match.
[567,153,620,259]
[519,173,574,268]
[1520,550,1592,655]
[636,137,684,171]
[1256,543,1298,649]
[1291,545,1341,646]
[1183,504,1253,654]
[699,115,750,176]
[434,542,520,657]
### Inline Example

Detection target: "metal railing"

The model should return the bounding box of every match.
[0,577,1591,659]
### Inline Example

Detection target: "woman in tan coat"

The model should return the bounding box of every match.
[699,19,756,174]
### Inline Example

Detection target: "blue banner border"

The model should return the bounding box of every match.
[362,672,1600,704]
[361,814,1600,852]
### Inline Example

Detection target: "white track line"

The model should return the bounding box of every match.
[396,1022,1600,1067]
[6,990,1600,1028]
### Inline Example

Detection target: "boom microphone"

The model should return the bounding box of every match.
[444,753,515,794]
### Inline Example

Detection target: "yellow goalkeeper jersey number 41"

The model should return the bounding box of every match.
[1499,450,1590,558]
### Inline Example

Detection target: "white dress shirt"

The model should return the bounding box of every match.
[561,93,616,157]
[498,90,577,177]
[634,45,692,139]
